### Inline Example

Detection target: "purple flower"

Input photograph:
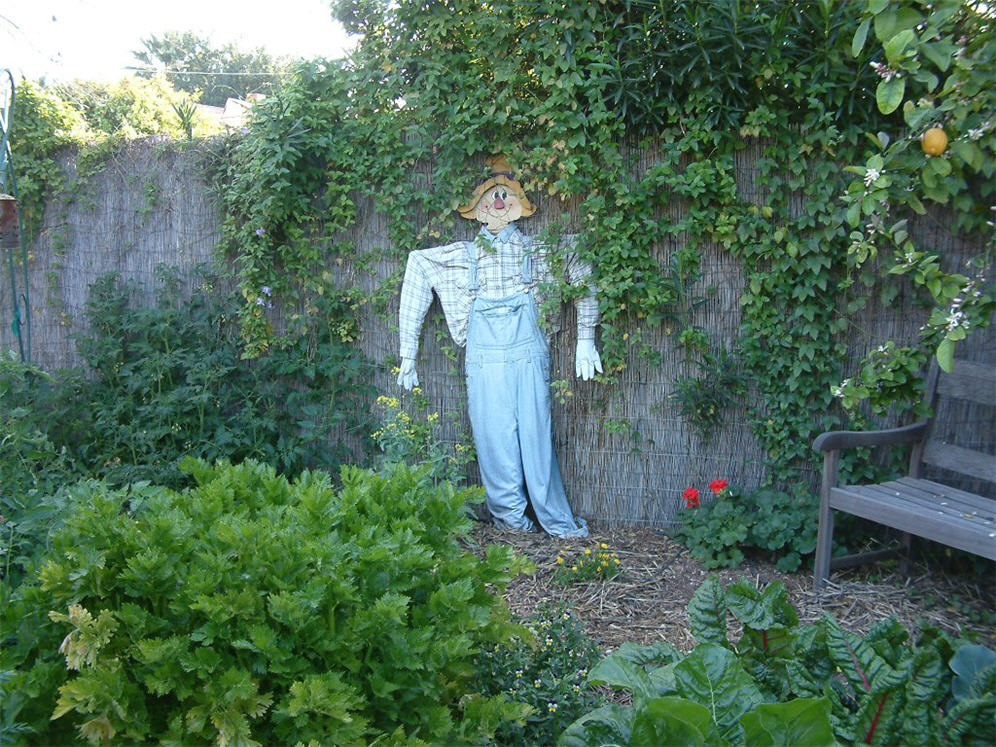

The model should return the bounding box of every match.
[261,286,272,296]
[255,227,265,236]
[241,127,250,135]
[255,297,265,306]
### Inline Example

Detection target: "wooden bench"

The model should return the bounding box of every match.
[813,358,996,590]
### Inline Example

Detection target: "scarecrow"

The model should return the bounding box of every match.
[397,156,601,537]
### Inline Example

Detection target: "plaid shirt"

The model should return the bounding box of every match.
[399,225,599,360]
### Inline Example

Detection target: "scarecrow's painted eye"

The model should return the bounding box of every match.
[500,190,508,199]
[493,190,501,200]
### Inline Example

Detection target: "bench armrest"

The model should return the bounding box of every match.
[813,420,930,453]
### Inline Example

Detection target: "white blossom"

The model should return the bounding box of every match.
[946,310,968,331]
[864,167,882,186]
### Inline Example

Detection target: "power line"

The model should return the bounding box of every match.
[127,66,297,77]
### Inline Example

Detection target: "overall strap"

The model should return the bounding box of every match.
[520,235,533,285]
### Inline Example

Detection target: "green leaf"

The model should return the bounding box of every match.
[727,578,799,633]
[927,155,952,176]
[950,645,996,700]
[921,40,956,72]
[852,18,871,57]
[673,643,765,742]
[631,697,719,746]
[936,337,955,372]
[687,576,728,646]
[823,614,907,696]
[950,140,983,170]
[739,697,837,746]
[876,77,906,114]
[557,703,634,747]
[883,29,916,66]
[587,653,663,704]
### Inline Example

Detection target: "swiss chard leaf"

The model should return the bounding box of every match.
[556,703,634,747]
[672,643,765,743]
[738,697,838,747]
[687,576,728,647]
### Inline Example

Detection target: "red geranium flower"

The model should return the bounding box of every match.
[683,487,700,508]
[709,479,729,495]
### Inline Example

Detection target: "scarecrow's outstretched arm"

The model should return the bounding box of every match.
[397,251,434,390]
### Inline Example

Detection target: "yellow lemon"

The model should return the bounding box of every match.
[921,127,948,156]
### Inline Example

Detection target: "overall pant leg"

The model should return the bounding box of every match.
[514,350,588,537]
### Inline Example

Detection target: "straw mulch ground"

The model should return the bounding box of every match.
[472,523,996,653]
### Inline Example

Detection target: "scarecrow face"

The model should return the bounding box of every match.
[473,185,524,232]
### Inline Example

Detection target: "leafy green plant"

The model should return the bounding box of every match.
[474,604,604,746]
[671,346,747,443]
[674,481,817,572]
[560,576,996,746]
[552,543,623,585]
[0,354,83,592]
[51,77,212,140]
[65,266,375,487]
[1,459,533,744]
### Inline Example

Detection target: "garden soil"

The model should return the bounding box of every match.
[469,524,996,653]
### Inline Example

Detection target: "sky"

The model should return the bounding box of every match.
[1,0,354,84]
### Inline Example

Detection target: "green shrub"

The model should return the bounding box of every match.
[673,483,817,572]
[560,576,996,746]
[2,459,532,744]
[474,604,605,746]
[0,355,85,593]
[15,266,376,489]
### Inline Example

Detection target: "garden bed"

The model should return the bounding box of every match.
[471,524,996,652]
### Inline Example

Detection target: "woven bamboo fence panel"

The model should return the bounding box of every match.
[1,137,991,527]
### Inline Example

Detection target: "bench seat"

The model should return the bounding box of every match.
[814,358,996,590]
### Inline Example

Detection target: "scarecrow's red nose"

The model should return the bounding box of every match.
[493,197,505,210]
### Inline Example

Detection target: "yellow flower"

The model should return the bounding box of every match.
[583,548,592,556]
[555,556,565,564]
[600,542,609,549]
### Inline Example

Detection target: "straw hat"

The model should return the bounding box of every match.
[457,155,536,218]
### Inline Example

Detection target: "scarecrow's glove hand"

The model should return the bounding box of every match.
[397,358,419,390]
[575,339,603,381]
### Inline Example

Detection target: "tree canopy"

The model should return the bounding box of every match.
[131,31,290,107]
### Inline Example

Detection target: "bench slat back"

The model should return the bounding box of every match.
[921,359,996,492]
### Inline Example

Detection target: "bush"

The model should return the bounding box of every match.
[4,266,376,489]
[673,482,817,572]
[2,460,532,744]
[0,355,84,593]
[474,604,605,746]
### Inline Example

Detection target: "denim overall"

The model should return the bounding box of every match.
[465,241,588,537]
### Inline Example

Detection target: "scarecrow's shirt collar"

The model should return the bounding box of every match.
[479,223,519,242]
